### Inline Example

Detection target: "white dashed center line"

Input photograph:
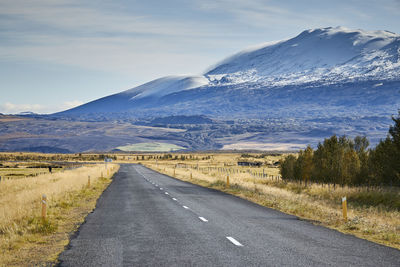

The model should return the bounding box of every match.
[182,206,189,209]
[226,237,243,247]
[160,188,163,190]
[165,192,169,195]
[199,217,208,222]
[172,198,177,201]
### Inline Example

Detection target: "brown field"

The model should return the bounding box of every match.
[0,115,30,122]
[0,160,119,266]
[0,151,398,265]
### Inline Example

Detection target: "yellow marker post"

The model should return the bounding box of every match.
[342,196,348,222]
[41,194,47,221]
[190,172,192,179]
[227,174,230,188]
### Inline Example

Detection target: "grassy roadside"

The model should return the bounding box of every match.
[0,164,119,266]
[144,161,400,250]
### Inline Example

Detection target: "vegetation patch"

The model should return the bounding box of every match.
[116,142,185,152]
[0,163,119,266]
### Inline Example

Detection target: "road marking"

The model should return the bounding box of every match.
[226,237,243,247]
[183,206,189,209]
[165,192,169,195]
[160,188,163,190]
[172,198,178,201]
[199,217,208,222]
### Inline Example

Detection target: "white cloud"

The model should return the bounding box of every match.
[195,0,345,29]
[1,102,46,114]
[0,100,84,114]
[0,0,236,78]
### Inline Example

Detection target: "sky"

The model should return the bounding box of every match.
[1,0,399,114]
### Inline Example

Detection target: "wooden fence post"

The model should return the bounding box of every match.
[342,196,348,222]
[42,194,47,221]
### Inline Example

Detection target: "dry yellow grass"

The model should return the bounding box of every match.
[144,155,400,250]
[0,163,119,266]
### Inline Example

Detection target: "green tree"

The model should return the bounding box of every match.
[280,155,296,181]
[369,111,400,186]
[296,146,313,186]
[354,136,370,185]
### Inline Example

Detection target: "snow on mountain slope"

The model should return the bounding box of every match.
[206,26,400,85]
[124,75,209,100]
[58,26,399,116]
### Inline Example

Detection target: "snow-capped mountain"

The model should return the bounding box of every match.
[58,26,400,117]
[206,26,400,86]
[4,27,400,152]
[56,27,400,122]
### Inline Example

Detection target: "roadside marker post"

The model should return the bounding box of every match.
[41,194,47,221]
[190,172,192,179]
[342,196,348,222]
[87,175,91,188]
[227,175,230,188]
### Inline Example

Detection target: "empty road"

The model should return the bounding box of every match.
[58,164,400,266]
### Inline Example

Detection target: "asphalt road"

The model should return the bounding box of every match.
[58,164,400,266]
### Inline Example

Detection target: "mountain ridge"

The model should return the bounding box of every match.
[57,26,399,117]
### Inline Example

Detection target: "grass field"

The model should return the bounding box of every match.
[116,142,186,152]
[1,151,398,262]
[142,153,400,250]
[0,163,64,181]
[0,162,119,266]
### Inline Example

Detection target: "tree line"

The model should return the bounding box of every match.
[280,111,400,187]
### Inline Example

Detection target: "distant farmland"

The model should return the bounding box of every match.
[116,142,185,152]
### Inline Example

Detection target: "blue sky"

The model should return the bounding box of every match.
[1,0,399,114]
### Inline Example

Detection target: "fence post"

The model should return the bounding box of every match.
[42,194,47,221]
[342,196,348,222]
